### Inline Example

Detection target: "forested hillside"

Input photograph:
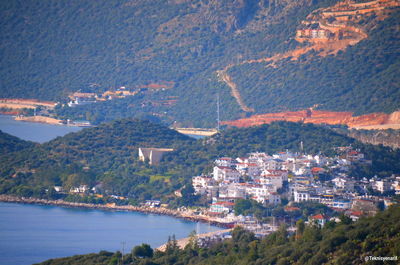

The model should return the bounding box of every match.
[0,119,193,202]
[0,120,399,204]
[7,0,400,126]
[0,130,36,154]
[37,204,400,265]
[228,9,400,116]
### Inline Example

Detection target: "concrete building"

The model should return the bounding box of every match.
[192,176,215,195]
[309,214,329,227]
[213,166,241,182]
[215,157,235,167]
[209,201,235,214]
[138,147,174,165]
[373,180,391,193]
[294,189,311,202]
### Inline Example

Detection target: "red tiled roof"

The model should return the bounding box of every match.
[312,167,324,173]
[329,207,345,212]
[218,157,233,160]
[213,202,235,206]
[284,206,300,212]
[311,214,327,220]
[349,211,363,217]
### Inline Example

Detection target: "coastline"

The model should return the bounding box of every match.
[0,194,230,228]
[15,115,63,125]
[0,113,91,127]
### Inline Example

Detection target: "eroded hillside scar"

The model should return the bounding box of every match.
[217,66,255,113]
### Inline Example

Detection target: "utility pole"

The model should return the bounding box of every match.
[121,241,126,265]
[28,47,32,61]
[216,93,220,132]
[300,141,304,154]
[115,53,120,90]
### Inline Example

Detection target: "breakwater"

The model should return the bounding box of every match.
[0,195,230,228]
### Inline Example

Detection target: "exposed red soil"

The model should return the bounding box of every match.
[0,111,20,115]
[221,110,400,129]
[0,98,56,106]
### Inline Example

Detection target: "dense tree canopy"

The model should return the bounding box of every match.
[4,0,399,126]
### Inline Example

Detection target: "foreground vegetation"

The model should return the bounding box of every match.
[37,204,400,265]
[0,130,36,154]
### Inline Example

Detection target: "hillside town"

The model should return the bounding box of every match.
[190,146,399,237]
[50,144,399,239]
[39,141,400,248]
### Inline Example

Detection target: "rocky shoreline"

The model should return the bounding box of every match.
[0,195,230,228]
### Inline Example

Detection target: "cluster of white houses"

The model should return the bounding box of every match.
[192,148,400,216]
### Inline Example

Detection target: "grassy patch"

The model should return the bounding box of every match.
[149,175,171,183]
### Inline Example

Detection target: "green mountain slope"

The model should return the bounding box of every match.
[0,0,357,126]
[228,9,400,115]
[0,130,36,154]
[37,205,400,265]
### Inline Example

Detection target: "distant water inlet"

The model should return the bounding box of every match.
[0,202,221,265]
[0,114,82,143]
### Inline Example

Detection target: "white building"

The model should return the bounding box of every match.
[209,201,235,214]
[258,176,282,191]
[294,189,311,202]
[213,166,241,182]
[331,200,352,209]
[373,180,391,193]
[70,185,89,193]
[219,183,246,199]
[235,162,260,177]
[192,175,215,195]
[332,177,355,191]
[54,186,63,192]
[215,157,235,167]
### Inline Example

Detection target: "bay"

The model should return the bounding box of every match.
[0,115,82,143]
[0,115,205,143]
[0,202,220,265]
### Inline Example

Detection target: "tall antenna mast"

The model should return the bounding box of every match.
[217,93,220,132]
[115,53,120,89]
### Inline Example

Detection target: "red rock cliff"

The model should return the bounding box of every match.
[222,110,400,129]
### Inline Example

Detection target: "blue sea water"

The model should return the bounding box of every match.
[0,115,82,143]
[0,115,204,143]
[0,202,220,265]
